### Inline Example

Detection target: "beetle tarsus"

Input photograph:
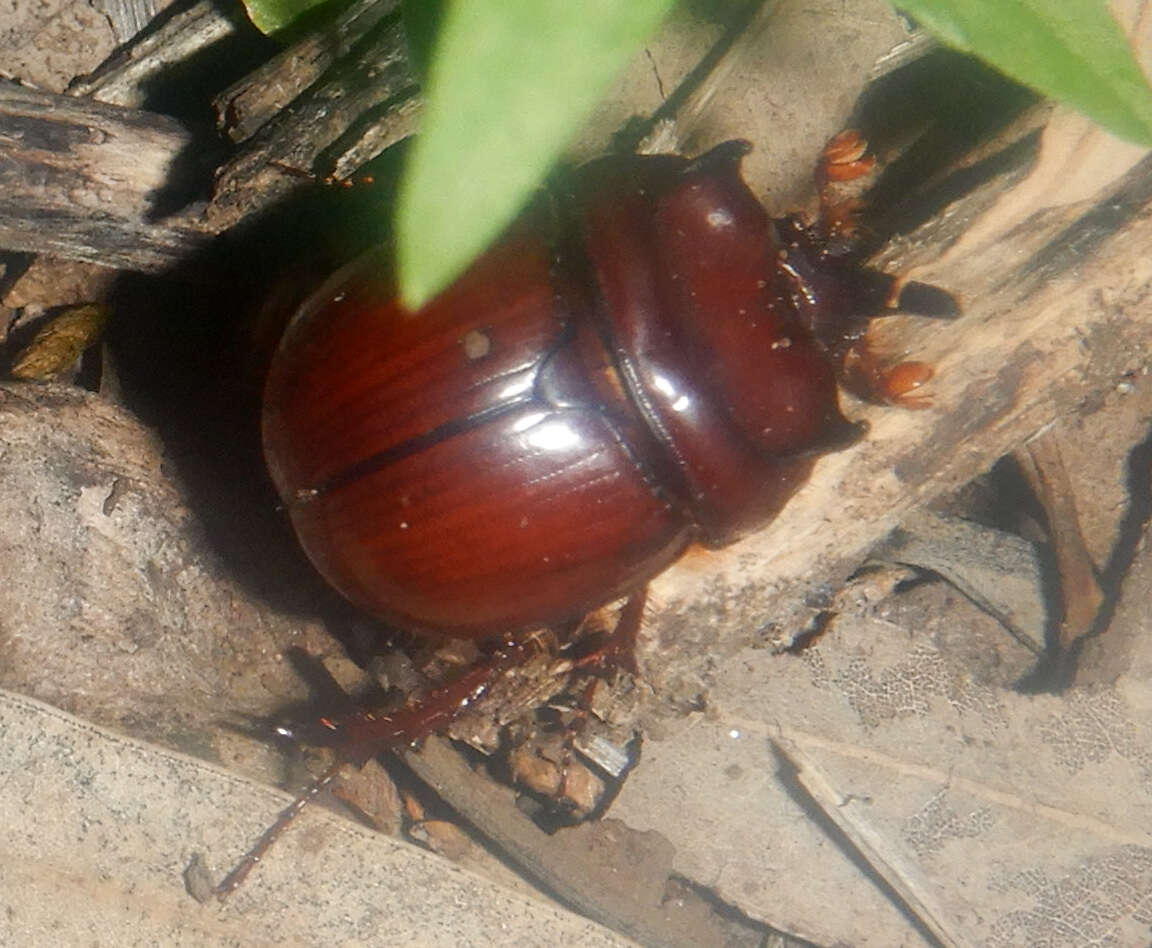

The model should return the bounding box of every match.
[842,342,935,408]
[214,758,345,899]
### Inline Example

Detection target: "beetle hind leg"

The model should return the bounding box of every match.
[509,591,648,820]
[569,588,647,677]
[214,639,549,896]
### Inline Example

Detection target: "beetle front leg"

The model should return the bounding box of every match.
[815,129,876,240]
[841,340,935,409]
[834,276,960,406]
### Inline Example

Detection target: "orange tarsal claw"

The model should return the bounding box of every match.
[843,344,935,409]
[819,129,877,183]
[877,360,934,407]
[816,130,876,240]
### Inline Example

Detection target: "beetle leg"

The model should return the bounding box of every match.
[215,638,548,897]
[831,272,959,405]
[503,592,645,816]
[504,591,646,814]
[819,129,875,182]
[214,756,346,898]
[309,639,550,764]
[815,130,876,240]
[842,340,935,409]
[570,588,648,677]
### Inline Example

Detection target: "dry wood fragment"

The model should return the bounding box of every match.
[204,11,418,230]
[8,303,109,380]
[213,0,402,144]
[3,1,240,303]
[1018,432,1106,653]
[1,9,420,271]
[0,83,211,270]
[70,0,239,107]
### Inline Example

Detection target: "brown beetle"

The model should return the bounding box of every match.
[263,136,942,642]
[218,134,951,895]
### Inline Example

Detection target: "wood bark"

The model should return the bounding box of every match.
[0,84,211,271]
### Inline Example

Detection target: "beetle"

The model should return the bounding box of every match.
[217,132,953,895]
[263,135,942,641]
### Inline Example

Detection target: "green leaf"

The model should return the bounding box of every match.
[896,0,1152,145]
[395,0,677,310]
[242,0,329,35]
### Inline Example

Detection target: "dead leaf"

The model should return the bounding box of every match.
[9,303,109,380]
